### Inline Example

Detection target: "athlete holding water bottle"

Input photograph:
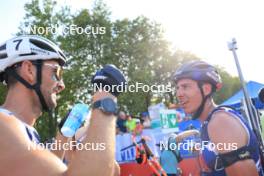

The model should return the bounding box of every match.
[0,35,126,176]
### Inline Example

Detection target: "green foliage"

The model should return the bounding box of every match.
[0,85,7,104]
[214,66,241,104]
[12,0,241,141]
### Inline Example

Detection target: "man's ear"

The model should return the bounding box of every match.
[202,83,213,96]
[19,60,36,84]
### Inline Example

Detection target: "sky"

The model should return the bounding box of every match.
[1,0,264,83]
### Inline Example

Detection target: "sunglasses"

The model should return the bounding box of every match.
[43,63,63,81]
[11,61,64,81]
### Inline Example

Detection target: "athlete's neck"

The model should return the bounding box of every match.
[2,86,42,126]
[198,99,217,122]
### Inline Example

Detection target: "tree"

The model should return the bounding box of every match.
[214,66,241,104]
[14,0,241,141]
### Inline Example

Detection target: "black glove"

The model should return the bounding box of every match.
[91,64,126,97]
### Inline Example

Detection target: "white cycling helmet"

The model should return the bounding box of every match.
[0,35,66,72]
[0,35,67,112]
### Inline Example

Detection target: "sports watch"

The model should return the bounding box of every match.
[92,97,118,115]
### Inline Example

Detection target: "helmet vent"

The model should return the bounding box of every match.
[58,50,66,59]
[0,44,6,51]
[19,52,37,57]
[0,53,7,59]
[30,39,56,53]
[197,64,209,69]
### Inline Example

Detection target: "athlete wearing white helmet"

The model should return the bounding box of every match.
[0,35,125,176]
[0,35,66,111]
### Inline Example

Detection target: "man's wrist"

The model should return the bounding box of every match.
[92,90,117,103]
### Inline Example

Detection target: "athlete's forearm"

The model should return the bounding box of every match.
[67,92,117,176]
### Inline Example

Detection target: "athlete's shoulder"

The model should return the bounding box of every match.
[208,110,248,153]
[0,111,32,150]
[0,112,67,175]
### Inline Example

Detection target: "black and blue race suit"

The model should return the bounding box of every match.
[199,106,263,176]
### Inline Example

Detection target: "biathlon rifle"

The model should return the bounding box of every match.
[227,38,264,166]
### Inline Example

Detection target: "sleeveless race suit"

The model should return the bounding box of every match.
[199,106,263,176]
[0,107,40,144]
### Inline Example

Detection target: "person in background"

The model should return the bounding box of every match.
[132,118,144,136]
[125,114,138,133]
[116,111,127,134]
[141,111,151,128]
[160,134,181,176]
[160,130,199,176]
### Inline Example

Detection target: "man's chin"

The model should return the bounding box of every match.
[51,101,57,108]
[183,109,195,116]
[51,94,58,107]
[183,108,191,114]
[48,99,57,109]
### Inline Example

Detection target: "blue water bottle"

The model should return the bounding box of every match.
[61,103,90,137]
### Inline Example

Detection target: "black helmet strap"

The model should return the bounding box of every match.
[5,60,50,112]
[192,82,211,119]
